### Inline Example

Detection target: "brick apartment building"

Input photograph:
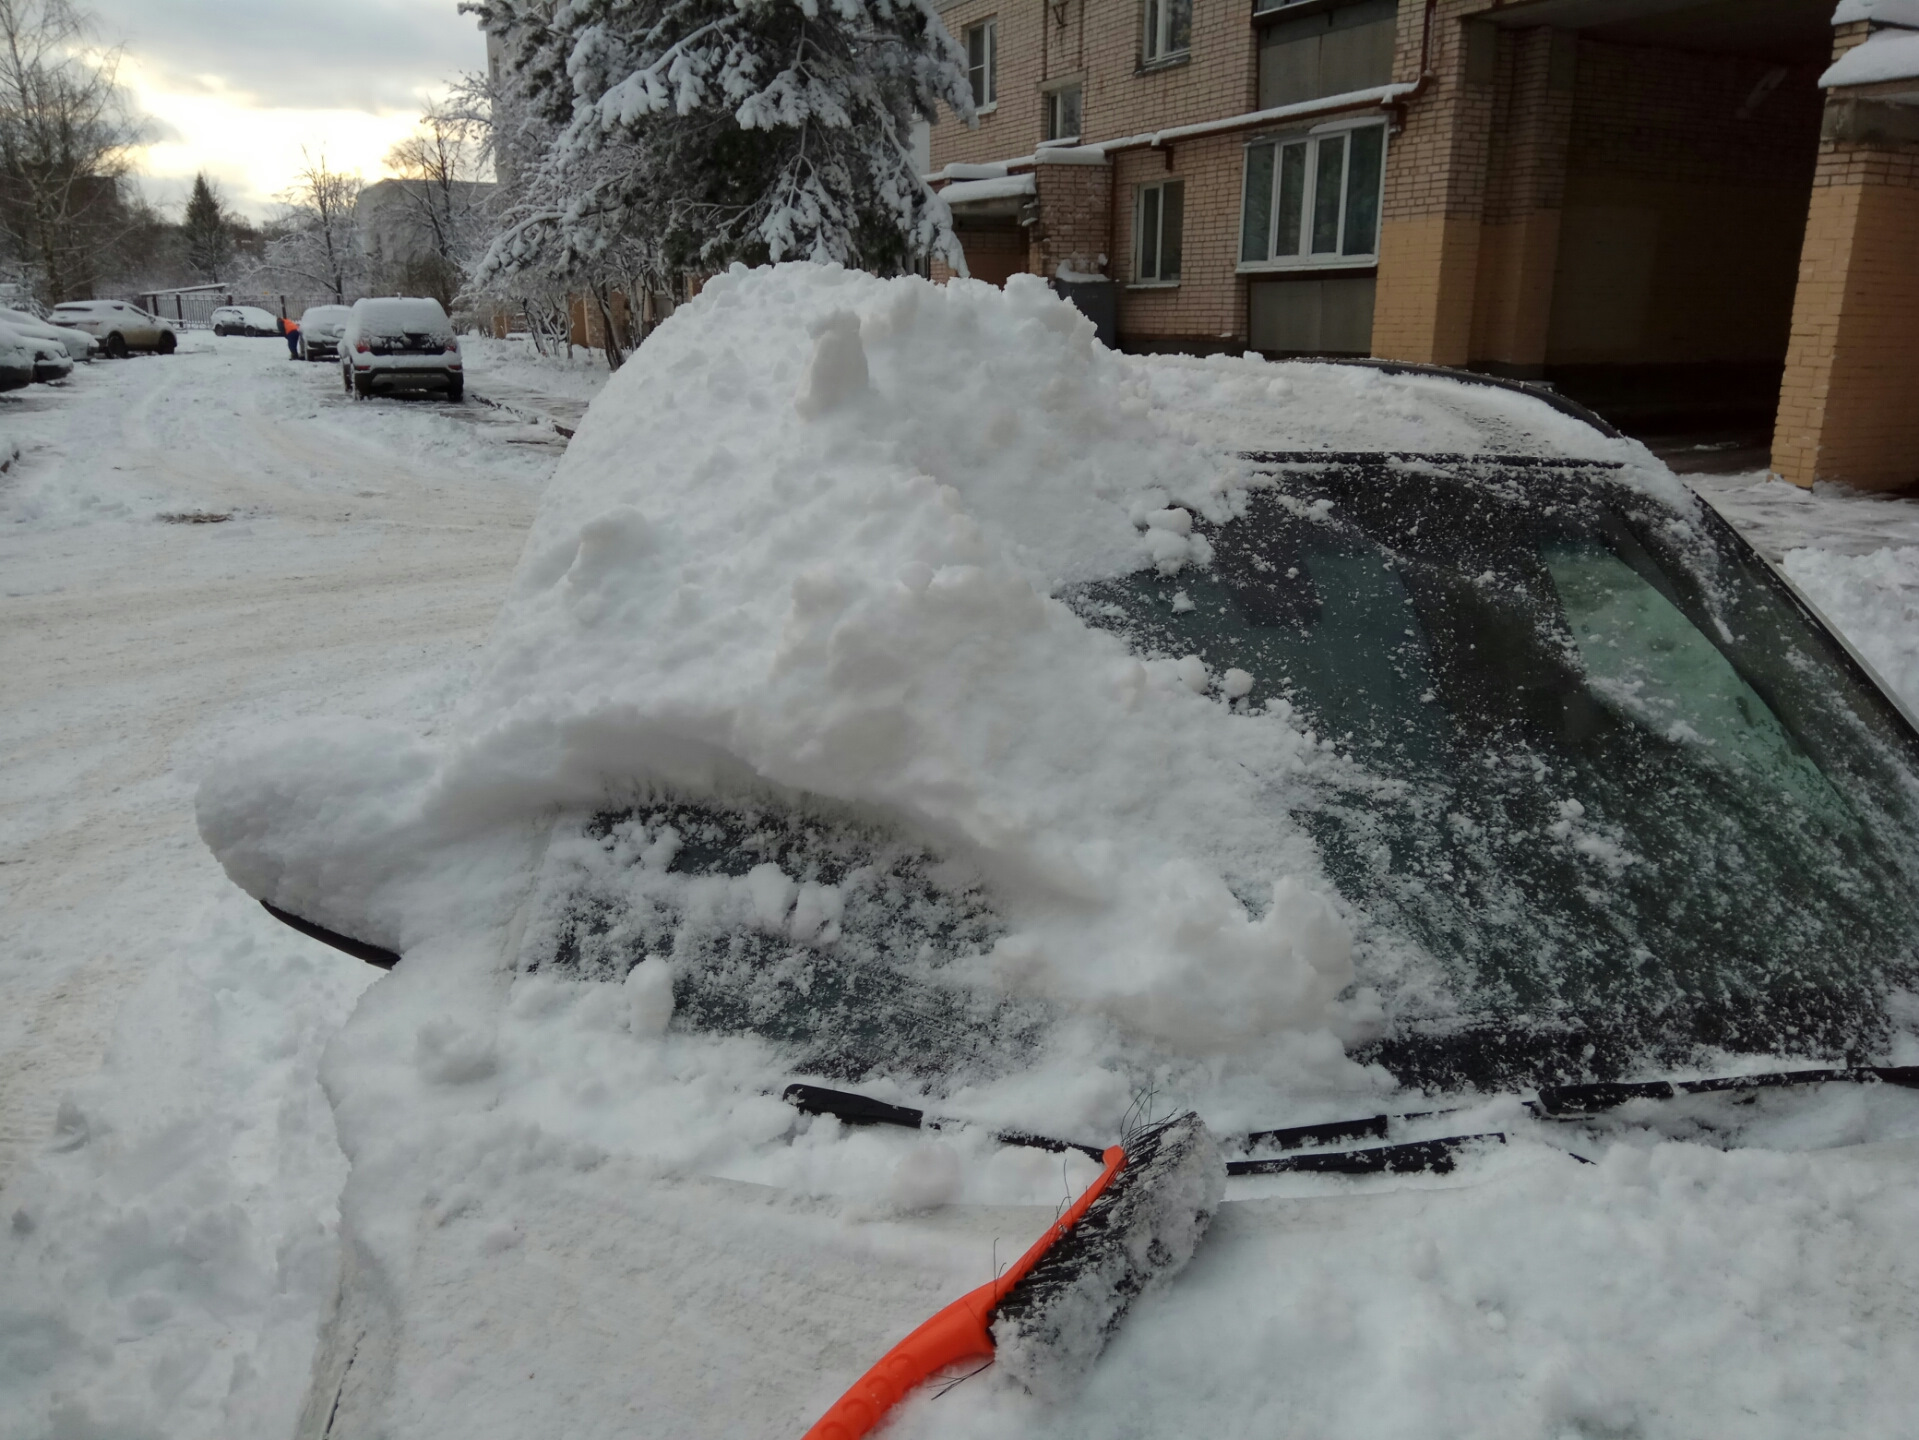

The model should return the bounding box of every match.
[924,0,1919,490]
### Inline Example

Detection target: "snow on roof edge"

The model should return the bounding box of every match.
[939,173,1038,205]
[1822,27,1919,86]
[1834,0,1919,28]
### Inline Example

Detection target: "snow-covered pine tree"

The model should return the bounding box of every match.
[464,0,974,287]
[181,173,232,282]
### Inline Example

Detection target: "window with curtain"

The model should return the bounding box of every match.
[1143,0,1192,64]
[966,19,997,108]
[1045,84,1082,141]
[1135,180,1184,284]
[1239,124,1385,270]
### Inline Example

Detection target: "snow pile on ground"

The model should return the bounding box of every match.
[1785,544,1919,715]
[458,333,614,409]
[1,334,548,1440]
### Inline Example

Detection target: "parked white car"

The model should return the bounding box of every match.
[0,320,75,383]
[339,296,462,400]
[211,304,282,337]
[296,303,353,361]
[0,307,95,361]
[48,299,177,357]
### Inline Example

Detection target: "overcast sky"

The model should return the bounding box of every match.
[89,0,487,218]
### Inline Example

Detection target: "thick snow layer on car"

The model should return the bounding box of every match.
[202,266,1405,1063]
[185,267,1919,1440]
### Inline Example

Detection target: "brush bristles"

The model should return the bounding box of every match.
[990,1112,1225,1402]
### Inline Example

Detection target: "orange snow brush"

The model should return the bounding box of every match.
[801,1112,1223,1440]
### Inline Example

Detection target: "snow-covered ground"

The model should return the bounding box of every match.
[0,335,555,1438]
[8,294,1919,1440]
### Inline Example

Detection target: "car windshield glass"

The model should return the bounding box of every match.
[522,798,1044,1083]
[359,301,447,333]
[1066,456,1919,1088]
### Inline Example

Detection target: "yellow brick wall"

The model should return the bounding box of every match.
[1370,0,1494,364]
[1774,141,1919,491]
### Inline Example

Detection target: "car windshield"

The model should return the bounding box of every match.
[1064,454,1919,1088]
[523,455,1919,1095]
[357,300,448,335]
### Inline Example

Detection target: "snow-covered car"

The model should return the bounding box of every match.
[200,269,1919,1439]
[339,296,462,400]
[48,299,177,357]
[0,306,96,361]
[0,320,75,383]
[0,322,35,391]
[296,303,352,361]
[211,304,282,337]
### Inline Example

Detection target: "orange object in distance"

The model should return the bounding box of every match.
[800,1144,1129,1440]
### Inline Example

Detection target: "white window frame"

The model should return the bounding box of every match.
[966,18,998,111]
[1044,83,1083,142]
[1142,0,1192,65]
[1133,179,1184,286]
[1236,118,1387,274]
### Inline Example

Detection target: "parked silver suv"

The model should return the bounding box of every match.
[339,296,462,401]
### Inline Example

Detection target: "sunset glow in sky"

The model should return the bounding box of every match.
[89,0,486,218]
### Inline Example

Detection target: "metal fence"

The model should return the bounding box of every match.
[134,285,335,329]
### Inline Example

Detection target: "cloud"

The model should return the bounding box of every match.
[90,0,486,219]
[89,0,484,115]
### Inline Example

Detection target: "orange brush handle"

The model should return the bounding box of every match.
[801,1144,1127,1440]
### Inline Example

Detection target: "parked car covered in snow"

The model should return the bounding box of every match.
[296,303,352,361]
[0,323,35,391]
[339,296,462,400]
[211,304,282,337]
[200,269,1919,1439]
[0,307,95,361]
[48,299,176,357]
[0,320,75,383]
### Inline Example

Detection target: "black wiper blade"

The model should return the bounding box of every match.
[782,1083,1108,1161]
[1228,1133,1506,1177]
[1534,1066,1919,1117]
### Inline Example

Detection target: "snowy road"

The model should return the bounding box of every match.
[0,337,555,1438]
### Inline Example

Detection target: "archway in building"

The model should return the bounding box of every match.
[1490,0,1835,472]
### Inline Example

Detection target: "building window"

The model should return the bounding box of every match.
[1143,0,1192,65]
[966,19,998,109]
[1044,84,1082,142]
[1239,123,1385,270]
[1256,0,1397,110]
[1135,180,1184,284]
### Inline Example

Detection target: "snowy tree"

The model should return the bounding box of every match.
[464,0,973,288]
[376,98,493,307]
[0,0,144,301]
[181,172,231,282]
[262,149,363,304]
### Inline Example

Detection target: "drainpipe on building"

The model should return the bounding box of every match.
[1383,0,1439,134]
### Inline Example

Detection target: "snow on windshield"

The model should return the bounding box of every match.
[202,265,1383,1074]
